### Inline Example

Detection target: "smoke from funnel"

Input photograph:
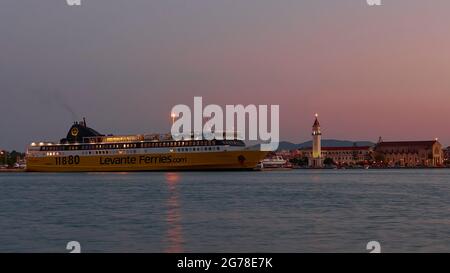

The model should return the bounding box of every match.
[54,93,78,121]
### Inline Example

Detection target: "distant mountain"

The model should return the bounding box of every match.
[252,139,375,151]
[296,139,375,149]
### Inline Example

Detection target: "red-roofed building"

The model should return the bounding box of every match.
[374,140,444,167]
[300,146,373,166]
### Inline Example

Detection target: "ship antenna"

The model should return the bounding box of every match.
[83,117,87,127]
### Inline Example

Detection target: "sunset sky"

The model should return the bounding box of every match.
[1,0,450,151]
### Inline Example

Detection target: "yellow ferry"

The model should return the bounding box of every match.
[26,119,268,172]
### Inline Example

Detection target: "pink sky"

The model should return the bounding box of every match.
[1,1,450,150]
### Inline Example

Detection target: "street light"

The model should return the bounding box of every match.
[171,112,177,125]
[0,151,6,167]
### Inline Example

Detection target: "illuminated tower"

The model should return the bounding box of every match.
[309,114,323,168]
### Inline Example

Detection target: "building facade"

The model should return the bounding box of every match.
[301,146,373,166]
[445,147,450,164]
[374,140,444,167]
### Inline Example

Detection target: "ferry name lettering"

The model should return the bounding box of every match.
[99,155,187,165]
[100,156,136,165]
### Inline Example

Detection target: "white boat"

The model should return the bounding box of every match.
[259,156,287,168]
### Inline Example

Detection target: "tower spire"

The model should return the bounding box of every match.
[312,114,321,135]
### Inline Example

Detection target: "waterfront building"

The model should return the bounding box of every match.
[374,140,444,167]
[301,114,373,167]
[445,147,450,163]
[309,114,323,168]
[301,146,373,166]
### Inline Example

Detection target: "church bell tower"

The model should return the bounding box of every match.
[310,114,323,168]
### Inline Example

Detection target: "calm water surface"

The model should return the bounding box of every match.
[1,169,450,252]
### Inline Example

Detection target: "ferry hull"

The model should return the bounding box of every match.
[26,151,268,172]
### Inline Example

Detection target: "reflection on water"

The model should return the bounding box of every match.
[2,169,450,252]
[164,172,184,253]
